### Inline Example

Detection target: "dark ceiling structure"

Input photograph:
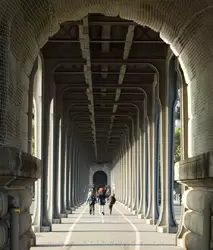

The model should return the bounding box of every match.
[42,14,168,164]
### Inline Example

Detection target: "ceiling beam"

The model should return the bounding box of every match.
[54,71,155,75]
[46,58,164,64]
[48,39,163,44]
[78,16,97,160]
[108,24,135,142]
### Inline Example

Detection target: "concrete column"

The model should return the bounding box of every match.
[137,130,144,217]
[145,83,159,225]
[115,160,119,200]
[120,148,124,203]
[65,134,71,213]
[73,148,78,208]
[157,59,177,233]
[71,144,76,210]
[145,116,154,223]
[69,137,74,210]
[60,116,67,218]
[118,158,120,201]
[59,116,67,217]
[30,58,42,232]
[154,101,160,220]
[125,142,129,207]
[137,101,147,217]
[137,132,141,212]
[72,147,76,208]
[127,142,132,209]
[119,155,122,202]
[132,138,137,212]
[121,151,124,203]
[124,136,128,206]
[115,161,119,200]
[122,139,126,204]
[68,136,72,210]
[52,114,61,223]
[76,150,80,206]
[40,64,54,231]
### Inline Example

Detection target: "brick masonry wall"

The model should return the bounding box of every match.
[1,0,213,156]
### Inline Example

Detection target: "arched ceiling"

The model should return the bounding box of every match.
[42,14,168,163]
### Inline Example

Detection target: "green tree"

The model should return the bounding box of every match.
[174,127,181,162]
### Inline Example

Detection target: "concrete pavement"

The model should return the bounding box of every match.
[32,203,184,250]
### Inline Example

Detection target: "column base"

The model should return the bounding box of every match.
[128,207,132,212]
[146,218,154,225]
[40,226,51,232]
[52,218,61,224]
[66,210,72,214]
[60,213,67,218]
[32,225,40,233]
[157,225,177,233]
[137,214,144,219]
[30,237,36,246]
[132,210,137,215]
[177,238,184,248]
[29,228,36,246]
[71,207,76,211]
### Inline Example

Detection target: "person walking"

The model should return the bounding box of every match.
[108,194,116,214]
[86,191,96,215]
[97,187,106,215]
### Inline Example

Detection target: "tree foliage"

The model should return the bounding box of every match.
[174,127,181,163]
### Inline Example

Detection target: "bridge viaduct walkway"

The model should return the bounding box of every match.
[32,203,183,250]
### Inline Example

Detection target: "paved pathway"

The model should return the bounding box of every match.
[32,203,184,250]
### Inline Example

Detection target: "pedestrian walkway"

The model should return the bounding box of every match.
[32,203,184,250]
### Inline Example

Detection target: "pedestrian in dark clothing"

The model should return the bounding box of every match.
[109,194,116,214]
[97,188,106,215]
[86,191,96,215]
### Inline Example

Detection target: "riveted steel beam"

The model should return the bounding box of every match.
[48,39,164,44]
[78,16,97,159]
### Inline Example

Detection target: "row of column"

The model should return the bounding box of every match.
[31,64,89,232]
[111,58,188,234]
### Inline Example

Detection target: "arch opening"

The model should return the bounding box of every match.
[93,170,108,191]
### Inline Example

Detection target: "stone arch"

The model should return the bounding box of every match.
[89,163,111,189]
[3,1,213,157]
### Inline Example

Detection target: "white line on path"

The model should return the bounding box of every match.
[63,204,88,248]
[114,205,141,250]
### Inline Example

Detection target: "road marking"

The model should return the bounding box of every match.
[114,205,140,250]
[101,213,104,223]
[63,204,88,248]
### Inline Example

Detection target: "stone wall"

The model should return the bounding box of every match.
[175,151,213,249]
[0,147,41,250]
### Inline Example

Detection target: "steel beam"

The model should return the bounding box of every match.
[78,16,97,159]
[48,39,163,44]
